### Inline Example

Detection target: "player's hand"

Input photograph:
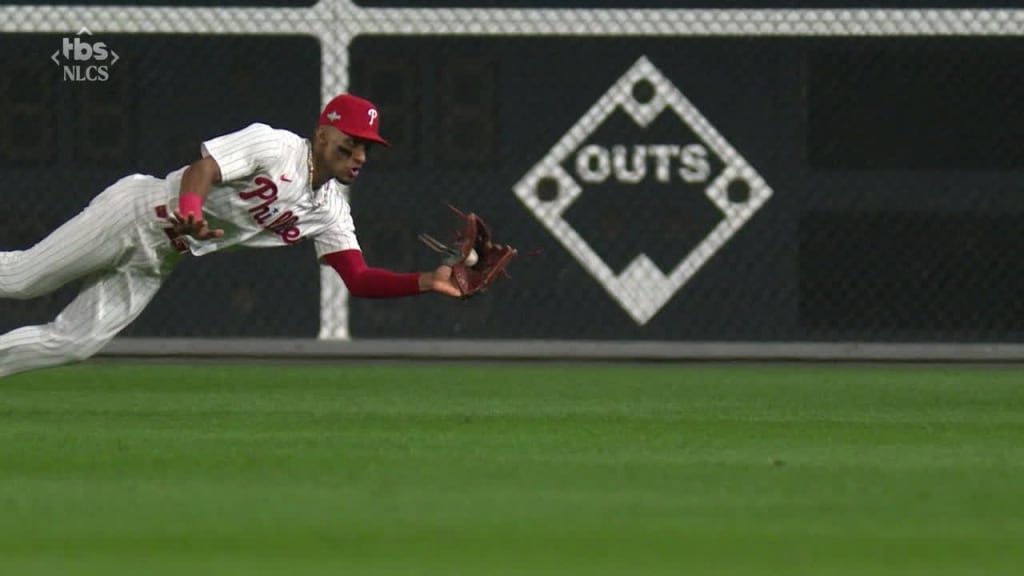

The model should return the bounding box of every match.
[165,209,225,241]
[428,265,463,298]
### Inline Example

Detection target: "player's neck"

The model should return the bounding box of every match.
[308,140,328,189]
[311,167,328,190]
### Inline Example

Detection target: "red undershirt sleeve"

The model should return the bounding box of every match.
[323,249,422,298]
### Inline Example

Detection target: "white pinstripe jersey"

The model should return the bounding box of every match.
[162,123,361,259]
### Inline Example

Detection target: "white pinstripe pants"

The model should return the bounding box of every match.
[0,175,179,378]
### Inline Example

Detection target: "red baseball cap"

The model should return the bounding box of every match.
[318,93,390,147]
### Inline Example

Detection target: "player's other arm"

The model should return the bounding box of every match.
[173,123,281,240]
[167,156,225,241]
[323,249,461,298]
[179,156,223,210]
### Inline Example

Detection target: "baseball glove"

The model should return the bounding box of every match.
[418,205,517,298]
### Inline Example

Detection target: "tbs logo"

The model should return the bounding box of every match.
[51,28,120,82]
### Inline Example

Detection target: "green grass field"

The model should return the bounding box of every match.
[1,362,1023,575]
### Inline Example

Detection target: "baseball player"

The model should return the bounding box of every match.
[0,93,462,378]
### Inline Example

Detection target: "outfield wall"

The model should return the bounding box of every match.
[1,1,1023,361]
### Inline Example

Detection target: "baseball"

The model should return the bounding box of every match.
[465,248,478,267]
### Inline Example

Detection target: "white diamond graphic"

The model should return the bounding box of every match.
[513,56,773,325]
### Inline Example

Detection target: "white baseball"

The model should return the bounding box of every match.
[464,248,478,267]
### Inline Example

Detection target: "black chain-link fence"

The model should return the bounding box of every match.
[2,2,1024,343]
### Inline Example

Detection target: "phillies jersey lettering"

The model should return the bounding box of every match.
[238,176,302,244]
[162,123,360,258]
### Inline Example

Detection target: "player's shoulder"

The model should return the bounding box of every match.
[235,122,303,145]
[224,123,306,161]
[272,127,307,155]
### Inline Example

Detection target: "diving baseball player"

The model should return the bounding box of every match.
[0,93,462,378]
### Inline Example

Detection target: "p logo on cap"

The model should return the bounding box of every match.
[318,93,390,147]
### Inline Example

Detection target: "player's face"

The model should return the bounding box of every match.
[327,130,373,185]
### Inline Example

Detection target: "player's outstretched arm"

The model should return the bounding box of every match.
[324,250,462,299]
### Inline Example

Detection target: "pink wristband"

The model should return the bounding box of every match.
[178,192,204,220]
